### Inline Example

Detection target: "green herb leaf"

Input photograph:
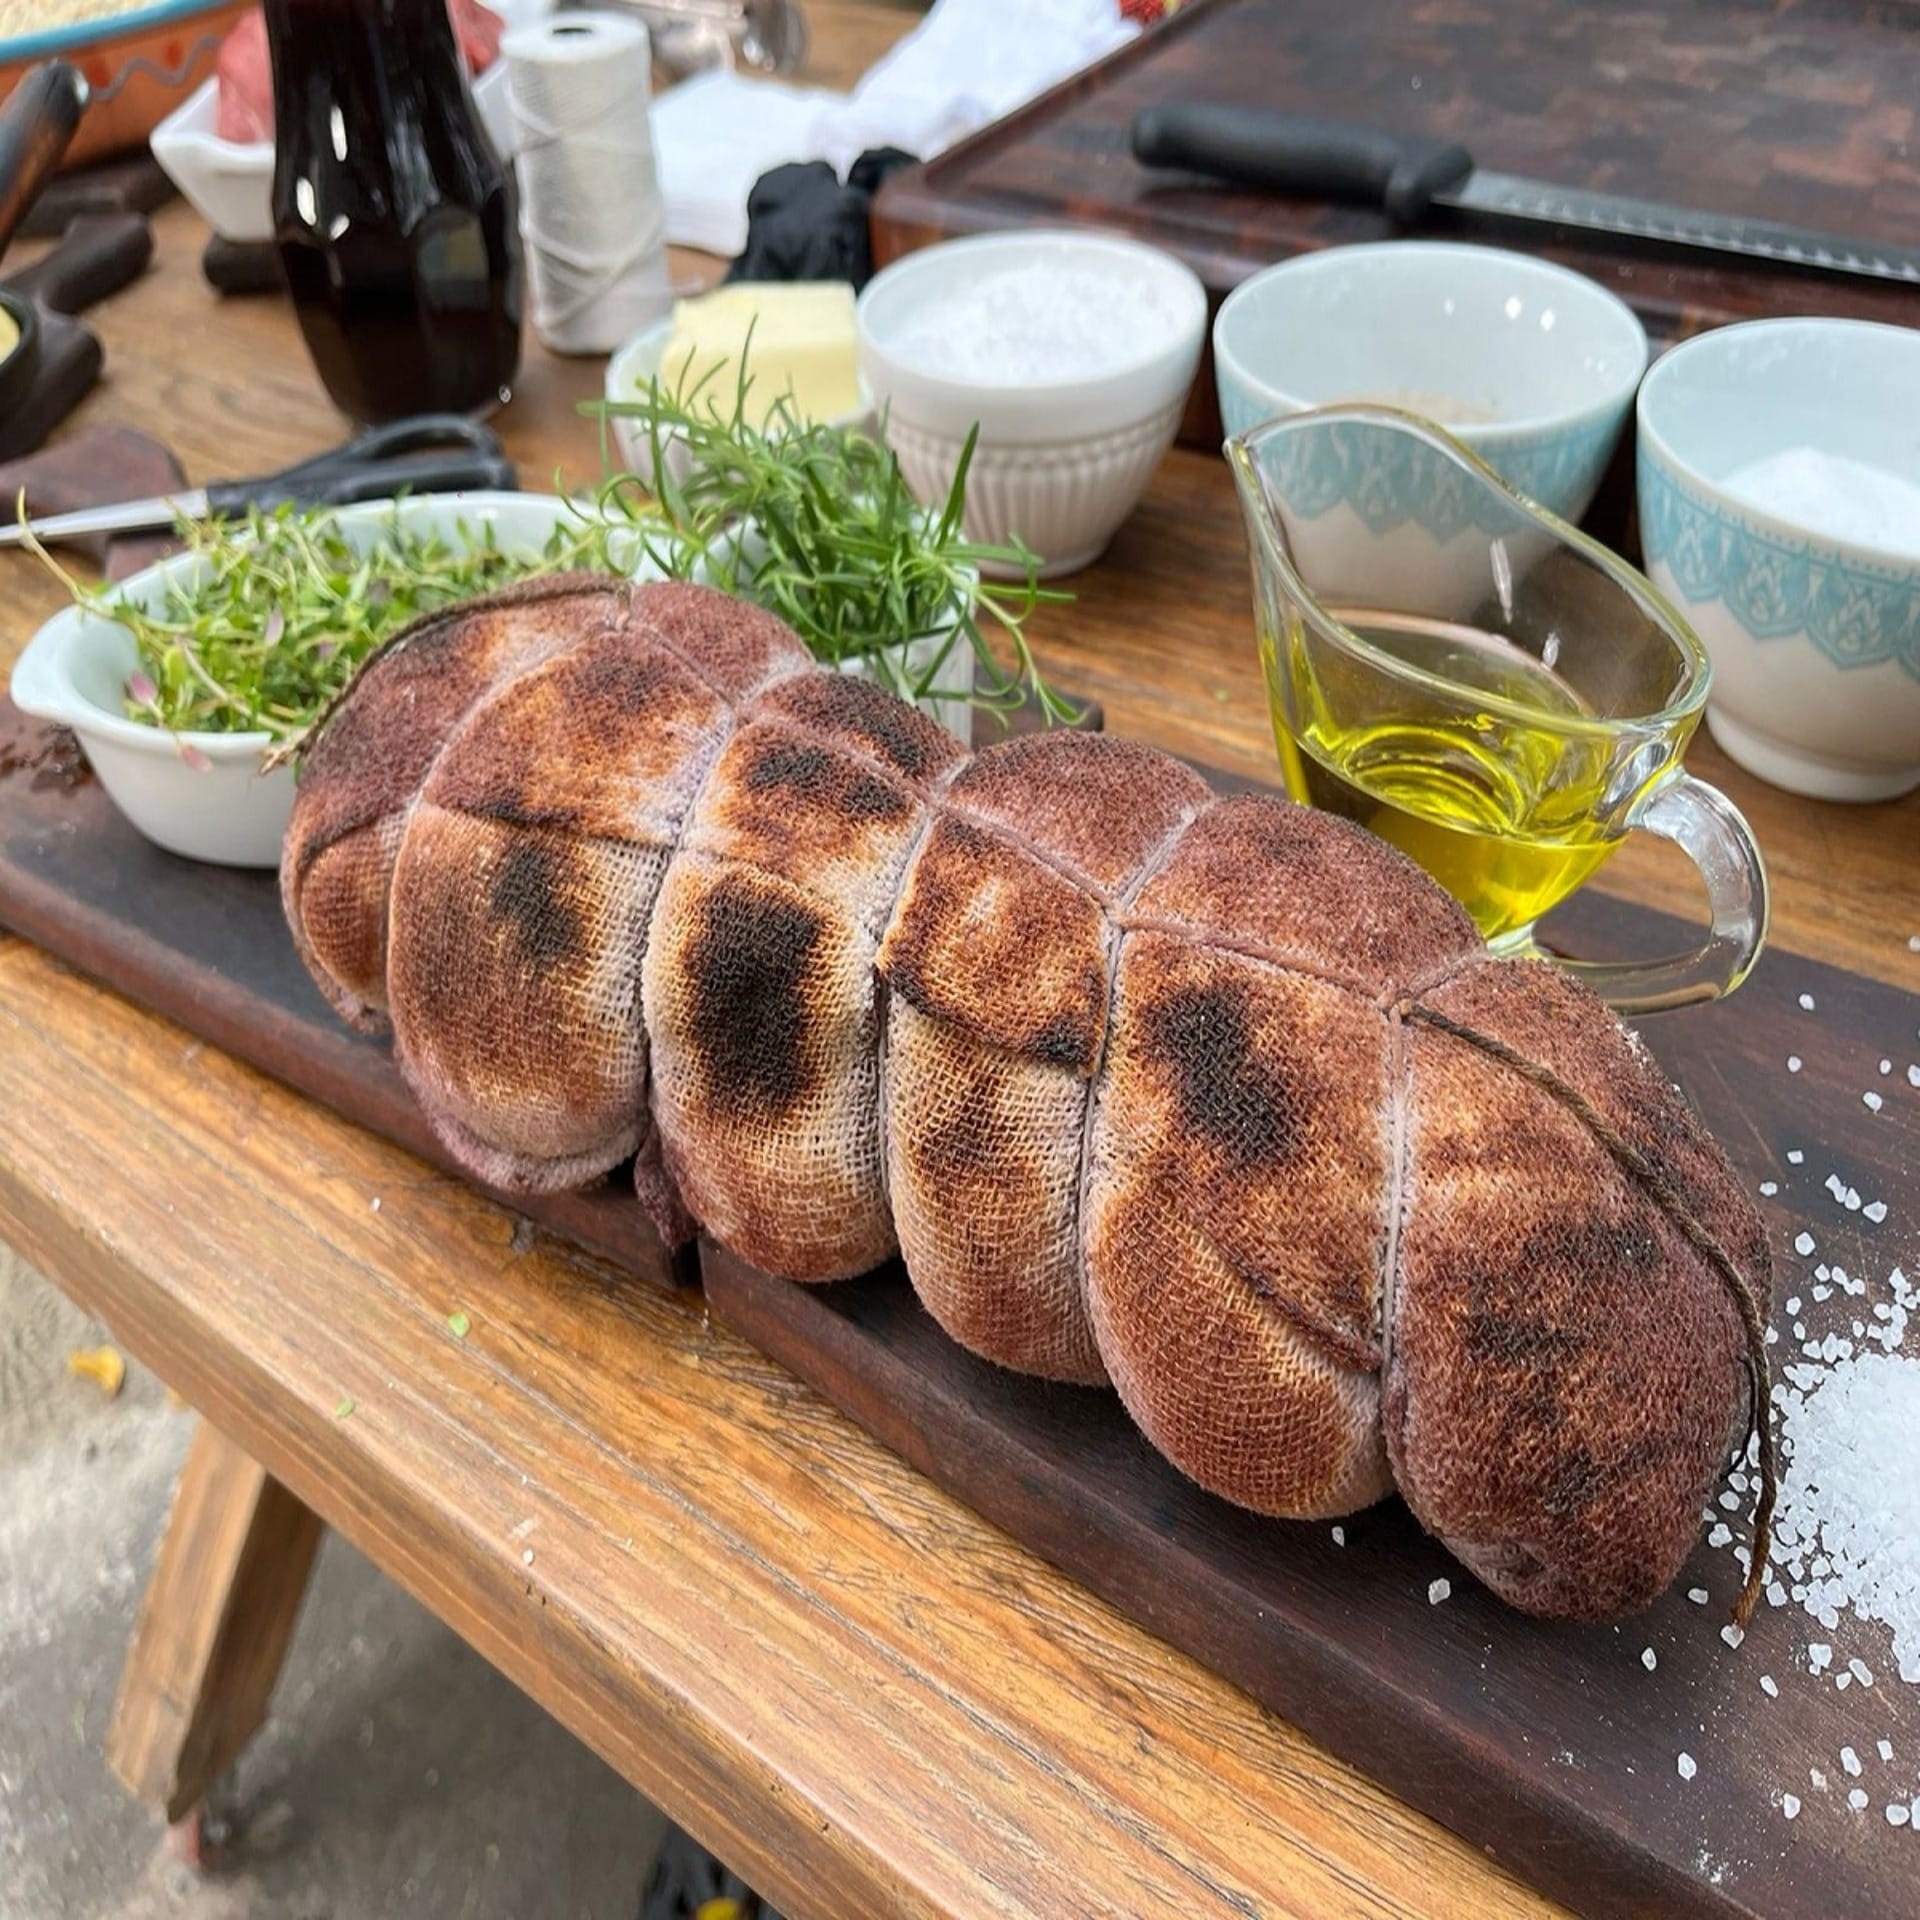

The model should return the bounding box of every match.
[586,360,1072,716]
[447,1311,471,1340]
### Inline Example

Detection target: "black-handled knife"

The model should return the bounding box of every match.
[1132,103,1920,290]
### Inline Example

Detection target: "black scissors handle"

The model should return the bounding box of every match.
[204,414,518,514]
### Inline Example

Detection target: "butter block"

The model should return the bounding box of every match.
[659,282,861,430]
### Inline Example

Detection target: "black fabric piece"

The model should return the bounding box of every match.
[724,146,919,288]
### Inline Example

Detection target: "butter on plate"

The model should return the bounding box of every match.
[661,282,861,429]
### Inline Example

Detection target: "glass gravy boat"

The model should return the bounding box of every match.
[1230,405,1768,1014]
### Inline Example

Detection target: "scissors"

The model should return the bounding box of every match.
[0,412,520,549]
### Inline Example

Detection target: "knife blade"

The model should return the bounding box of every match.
[1131,104,1920,290]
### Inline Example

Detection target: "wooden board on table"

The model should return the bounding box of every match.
[0,700,683,1287]
[707,913,1920,1920]
[0,684,1083,1287]
[2,695,1916,1919]
[872,0,1920,447]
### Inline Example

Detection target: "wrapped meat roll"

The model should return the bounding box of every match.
[285,579,1773,1622]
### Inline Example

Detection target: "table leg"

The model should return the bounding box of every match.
[105,1416,326,1824]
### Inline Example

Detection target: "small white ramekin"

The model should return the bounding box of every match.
[856,229,1208,578]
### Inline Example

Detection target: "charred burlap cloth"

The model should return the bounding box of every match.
[283,577,1775,1624]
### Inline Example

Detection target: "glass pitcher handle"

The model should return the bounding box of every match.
[1552,775,1770,1016]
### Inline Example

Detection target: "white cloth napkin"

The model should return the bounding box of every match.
[651,0,1139,256]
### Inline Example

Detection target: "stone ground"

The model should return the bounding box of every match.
[0,1241,668,1920]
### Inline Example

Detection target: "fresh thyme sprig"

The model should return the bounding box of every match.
[28,503,605,743]
[585,357,1078,722]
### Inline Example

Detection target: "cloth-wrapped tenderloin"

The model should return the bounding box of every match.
[282,576,1774,1622]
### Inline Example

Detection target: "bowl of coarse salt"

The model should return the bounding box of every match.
[1637,317,1920,803]
[856,229,1207,578]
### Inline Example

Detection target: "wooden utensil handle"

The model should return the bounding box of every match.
[0,64,89,260]
[0,212,153,315]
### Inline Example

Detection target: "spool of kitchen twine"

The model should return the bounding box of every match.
[503,11,672,355]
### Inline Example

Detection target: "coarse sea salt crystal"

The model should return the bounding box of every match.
[1709,1523,1733,1547]
[1890,1804,1911,1828]
[1866,1201,1889,1224]
[1909,1065,1920,1088]
[1837,1671,1853,1690]
[1760,1674,1779,1697]
[1330,1525,1345,1546]
[1768,1353,1920,1684]
[1642,1646,1658,1671]
[1428,1577,1451,1605]
[1722,1623,1745,1649]
[1688,1587,1710,1605]
[1787,1296,1803,1316]
[1795,1232,1817,1256]
[1812,1768,1828,1788]
[1788,1055,1803,1073]
[1881,1059,1894,1075]
[1879,1739,1895,1761]
[1851,1787,1871,1811]
[1799,992,1816,1010]
[1678,1752,1697,1780]
[1788,1150,1805,1164]
[1843,1746,1863,1776]
[1782,1793,1801,1819]
[1761,1181,1779,1197]
[1865,1090,1885,1112]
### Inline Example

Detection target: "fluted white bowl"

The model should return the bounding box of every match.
[856,229,1207,578]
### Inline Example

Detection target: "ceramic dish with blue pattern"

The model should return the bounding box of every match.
[1637,318,1920,803]
[1212,242,1647,528]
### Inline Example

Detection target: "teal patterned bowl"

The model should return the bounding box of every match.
[1213,242,1646,526]
[1637,318,1920,802]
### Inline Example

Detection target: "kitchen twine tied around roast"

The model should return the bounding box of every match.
[1401,999,1778,1628]
[503,11,674,355]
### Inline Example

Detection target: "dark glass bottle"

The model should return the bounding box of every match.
[264,0,522,422]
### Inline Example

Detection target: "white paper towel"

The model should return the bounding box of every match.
[650,0,1139,256]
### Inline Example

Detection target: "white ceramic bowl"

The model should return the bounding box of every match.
[1637,318,1920,802]
[1213,241,1648,524]
[11,492,584,868]
[602,313,875,484]
[150,0,538,243]
[856,229,1208,578]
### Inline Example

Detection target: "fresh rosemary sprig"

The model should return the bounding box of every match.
[585,358,1078,722]
[30,504,605,743]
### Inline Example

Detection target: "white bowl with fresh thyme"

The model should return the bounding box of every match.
[12,492,601,868]
[16,401,1072,867]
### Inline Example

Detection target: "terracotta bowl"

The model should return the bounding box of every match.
[0,0,252,167]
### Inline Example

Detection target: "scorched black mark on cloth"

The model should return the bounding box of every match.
[682,875,825,1115]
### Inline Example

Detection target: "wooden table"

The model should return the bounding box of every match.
[1,12,1915,1917]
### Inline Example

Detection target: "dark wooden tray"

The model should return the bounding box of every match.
[709,919,1920,1920]
[2,695,1916,1919]
[873,0,1920,448]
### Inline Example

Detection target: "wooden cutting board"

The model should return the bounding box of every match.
[1,697,1916,1919]
[872,0,1920,447]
